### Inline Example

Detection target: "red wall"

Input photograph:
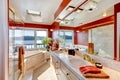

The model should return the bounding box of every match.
[51,22,60,39]
[77,30,88,46]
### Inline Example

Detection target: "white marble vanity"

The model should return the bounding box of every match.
[51,51,120,80]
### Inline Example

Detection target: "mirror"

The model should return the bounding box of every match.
[88,24,114,59]
[87,5,116,60]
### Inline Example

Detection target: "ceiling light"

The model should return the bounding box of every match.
[57,18,62,22]
[66,6,75,12]
[103,12,107,17]
[50,29,54,32]
[76,30,79,32]
[76,8,84,13]
[88,8,93,11]
[27,10,41,16]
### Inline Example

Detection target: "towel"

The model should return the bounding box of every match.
[80,66,109,78]
[18,46,25,74]
[80,66,101,74]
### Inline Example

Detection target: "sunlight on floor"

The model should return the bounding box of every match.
[37,66,57,80]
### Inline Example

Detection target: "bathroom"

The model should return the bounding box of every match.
[0,0,120,80]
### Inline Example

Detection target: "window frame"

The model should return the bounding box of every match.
[59,30,74,47]
[9,28,48,50]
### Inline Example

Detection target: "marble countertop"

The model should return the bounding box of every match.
[51,51,120,80]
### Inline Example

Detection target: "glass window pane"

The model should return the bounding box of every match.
[65,31,73,47]
[14,30,24,46]
[59,30,74,47]
[36,30,47,48]
[23,30,35,49]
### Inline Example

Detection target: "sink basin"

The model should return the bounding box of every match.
[68,55,92,69]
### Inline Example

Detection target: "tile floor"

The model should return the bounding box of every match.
[24,60,58,80]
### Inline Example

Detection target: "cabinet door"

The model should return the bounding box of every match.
[60,63,79,80]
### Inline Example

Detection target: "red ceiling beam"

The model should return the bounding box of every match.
[54,0,71,19]
[76,15,114,30]
[51,22,60,30]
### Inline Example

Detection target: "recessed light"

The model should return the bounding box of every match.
[66,6,75,12]
[88,8,93,11]
[76,30,79,32]
[76,8,84,13]
[103,12,107,17]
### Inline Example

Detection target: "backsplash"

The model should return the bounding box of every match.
[90,54,120,72]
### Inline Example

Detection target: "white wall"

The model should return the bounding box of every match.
[89,24,114,59]
[0,0,8,80]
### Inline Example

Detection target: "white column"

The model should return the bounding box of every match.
[0,0,8,80]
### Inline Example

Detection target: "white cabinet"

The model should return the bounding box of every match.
[51,53,80,80]
[60,63,80,80]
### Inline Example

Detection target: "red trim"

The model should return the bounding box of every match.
[76,15,114,30]
[24,23,51,29]
[54,0,71,19]
[60,26,74,30]
[114,2,120,60]
[51,22,60,30]
[74,30,78,44]
[48,28,52,38]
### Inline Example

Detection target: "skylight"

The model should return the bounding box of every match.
[27,10,41,16]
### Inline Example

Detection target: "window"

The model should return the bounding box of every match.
[36,30,47,48]
[9,28,48,50]
[59,30,74,47]
[24,30,35,49]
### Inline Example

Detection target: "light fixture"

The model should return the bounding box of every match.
[27,10,41,16]
[75,8,84,13]
[57,18,62,22]
[103,12,107,17]
[66,6,75,12]
[76,30,79,32]
[50,29,54,32]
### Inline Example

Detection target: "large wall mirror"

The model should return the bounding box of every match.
[88,3,120,60]
[88,24,114,59]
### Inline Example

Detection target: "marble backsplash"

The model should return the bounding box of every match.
[89,54,120,72]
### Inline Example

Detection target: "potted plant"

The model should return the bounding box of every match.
[59,37,65,47]
[41,37,52,50]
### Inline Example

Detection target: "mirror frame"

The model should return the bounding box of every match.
[114,2,120,60]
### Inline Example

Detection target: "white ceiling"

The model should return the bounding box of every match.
[10,0,62,25]
[9,0,120,27]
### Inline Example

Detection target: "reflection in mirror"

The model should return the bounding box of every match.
[88,24,114,59]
